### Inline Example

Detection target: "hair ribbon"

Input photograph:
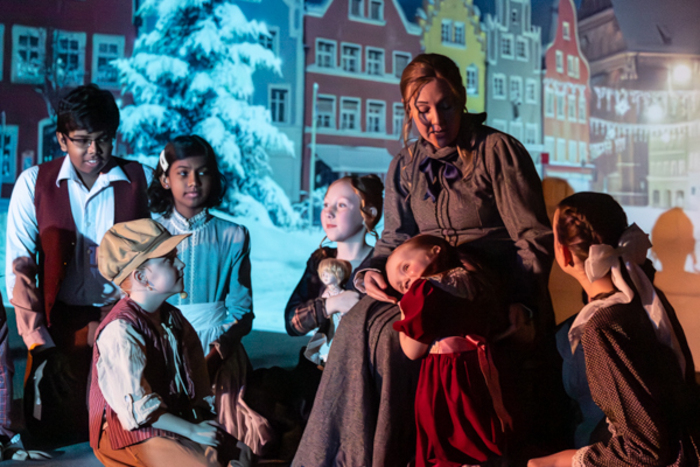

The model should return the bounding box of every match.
[159,150,169,173]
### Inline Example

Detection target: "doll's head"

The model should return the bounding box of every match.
[386,235,461,294]
[99,218,190,297]
[321,175,384,244]
[318,258,352,289]
[554,192,628,267]
[148,135,227,218]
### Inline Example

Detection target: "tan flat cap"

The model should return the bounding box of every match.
[99,218,190,285]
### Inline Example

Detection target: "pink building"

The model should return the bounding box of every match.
[302,0,422,190]
[542,0,593,191]
[0,0,136,196]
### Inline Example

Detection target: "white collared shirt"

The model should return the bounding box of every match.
[5,155,153,348]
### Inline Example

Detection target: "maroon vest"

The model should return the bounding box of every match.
[34,156,150,325]
[89,298,202,449]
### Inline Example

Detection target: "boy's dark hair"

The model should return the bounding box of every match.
[56,84,120,137]
[148,135,227,216]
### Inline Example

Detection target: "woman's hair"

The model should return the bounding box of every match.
[318,258,352,287]
[556,192,628,262]
[399,53,471,175]
[329,174,384,237]
[148,135,227,216]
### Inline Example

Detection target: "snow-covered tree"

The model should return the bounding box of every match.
[116,0,299,227]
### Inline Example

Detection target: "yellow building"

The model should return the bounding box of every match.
[419,0,486,112]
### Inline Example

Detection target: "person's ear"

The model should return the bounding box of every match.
[56,132,69,152]
[133,268,149,287]
[429,245,441,258]
[160,174,170,190]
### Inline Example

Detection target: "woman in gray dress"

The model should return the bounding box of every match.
[293,54,555,467]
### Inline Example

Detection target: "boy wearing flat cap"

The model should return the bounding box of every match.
[90,218,229,467]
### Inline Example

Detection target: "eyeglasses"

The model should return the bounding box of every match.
[62,133,113,149]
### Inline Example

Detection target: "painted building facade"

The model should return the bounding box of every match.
[484,0,543,161]
[303,0,422,192]
[578,0,700,208]
[236,0,306,202]
[419,0,486,113]
[0,0,135,196]
[542,0,593,192]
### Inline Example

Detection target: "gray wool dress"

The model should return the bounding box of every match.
[292,113,554,467]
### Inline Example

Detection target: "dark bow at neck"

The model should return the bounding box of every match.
[419,153,461,202]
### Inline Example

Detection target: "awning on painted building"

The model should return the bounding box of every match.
[313,144,394,174]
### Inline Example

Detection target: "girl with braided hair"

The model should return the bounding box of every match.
[529,192,700,467]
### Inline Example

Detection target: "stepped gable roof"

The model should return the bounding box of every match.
[610,0,700,54]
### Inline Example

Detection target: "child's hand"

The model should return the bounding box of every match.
[326,290,361,316]
[528,450,576,467]
[364,271,397,304]
[187,420,222,447]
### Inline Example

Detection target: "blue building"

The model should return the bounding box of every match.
[235,0,306,202]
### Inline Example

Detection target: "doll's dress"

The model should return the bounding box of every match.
[393,268,509,467]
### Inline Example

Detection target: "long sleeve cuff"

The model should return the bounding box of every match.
[352,268,381,293]
[120,392,164,430]
[571,446,589,467]
[290,298,327,335]
[22,327,55,351]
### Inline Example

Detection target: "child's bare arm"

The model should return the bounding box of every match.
[398,332,429,360]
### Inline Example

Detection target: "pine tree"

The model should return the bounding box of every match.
[116,0,299,227]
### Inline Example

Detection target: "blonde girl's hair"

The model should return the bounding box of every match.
[317,258,353,288]
[399,53,473,178]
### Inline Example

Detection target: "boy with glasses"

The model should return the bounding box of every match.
[5,84,152,446]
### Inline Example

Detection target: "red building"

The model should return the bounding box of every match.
[303,0,422,191]
[542,0,593,191]
[0,0,136,196]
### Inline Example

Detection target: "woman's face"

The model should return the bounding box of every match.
[321,180,365,243]
[408,78,461,149]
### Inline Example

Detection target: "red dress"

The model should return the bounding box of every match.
[393,270,510,467]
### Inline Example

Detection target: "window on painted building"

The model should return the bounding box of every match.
[567,55,575,77]
[0,125,18,183]
[652,190,660,206]
[568,140,578,162]
[525,79,537,103]
[568,94,577,121]
[556,93,565,120]
[454,22,465,45]
[509,77,522,101]
[500,35,513,58]
[54,30,86,86]
[270,88,289,124]
[441,20,452,44]
[516,38,528,60]
[11,25,46,84]
[579,141,588,163]
[493,75,506,99]
[367,101,385,133]
[545,136,555,157]
[340,98,360,130]
[556,138,566,161]
[393,103,404,136]
[574,57,580,78]
[259,29,278,54]
[545,89,555,117]
[466,65,478,95]
[92,34,124,89]
[350,0,363,17]
[563,22,571,40]
[555,50,564,73]
[511,8,519,24]
[370,0,383,20]
[578,93,587,122]
[393,52,410,78]
[492,119,508,133]
[525,124,538,145]
[316,40,336,68]
[509,122,523,142]
[367,48,384,76]
[342,45,361,73]
[317,96,335,128]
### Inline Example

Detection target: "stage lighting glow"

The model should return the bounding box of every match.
[646,103,666,121]
[672,64,692,85]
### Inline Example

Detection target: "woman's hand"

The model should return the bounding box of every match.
[326,290,361,317]
[364,270,397,304]
[186,420,222,447]
[528,450,577,467]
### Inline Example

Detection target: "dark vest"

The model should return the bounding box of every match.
[88,298,201,449]
[34,156,150,325]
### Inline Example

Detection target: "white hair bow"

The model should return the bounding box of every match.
[159,150,169,173]
[570,224,687,376]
